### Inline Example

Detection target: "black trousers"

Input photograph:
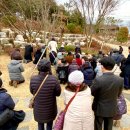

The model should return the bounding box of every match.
[94,116,113,130]
[38,121,53,130]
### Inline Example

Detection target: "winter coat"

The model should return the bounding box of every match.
[68,60,79,74]
[63,87,94,130]
[82,67,94,86]
[33,49,42,64]
[24,45,33,61]
[30,72,61,123]
[8,60,24,81]
[124,54,130,75]
[0,88,15,114]
[65,55,74,64]
[0,88,25,130]
[111,53,123,65]
[76,58,82,66]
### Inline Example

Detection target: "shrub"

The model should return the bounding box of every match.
[117,27,129,43]
[67,23,82,34]
[67,23,76,33]
[64,45,75,52]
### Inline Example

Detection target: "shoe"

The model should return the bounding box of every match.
[13,81,17,88]
[9,81,13,86]
[113,120,120,127]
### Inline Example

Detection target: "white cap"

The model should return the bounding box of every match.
[68,70,84,86]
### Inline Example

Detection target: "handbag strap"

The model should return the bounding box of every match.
[64,85,80,112]
[33,74,48,99]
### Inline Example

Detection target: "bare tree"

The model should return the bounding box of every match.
[0,0,59,43]
[71,0,121,48]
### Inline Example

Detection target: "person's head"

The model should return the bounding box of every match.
[37,59,51,72]
[98,50,102,54]
[113,48,119,53]
[83,61,91,69]
[68,51,72,55]
[15,48,20,52]
[0,78,3,88]
[99,57,115,72]
[76,53,80,58]
[68,70,84,88]
[11,51,22,60]
[51,37,55,41]
[61,58,67,64]
[82,56,88,61]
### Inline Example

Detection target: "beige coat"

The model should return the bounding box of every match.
[63,87,94,130]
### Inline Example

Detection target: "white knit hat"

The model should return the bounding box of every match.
[68,70,84,85]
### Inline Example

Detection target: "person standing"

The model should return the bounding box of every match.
[24,43,33,63]
[119,46,123,54]
[63,70,94,130]
[48,38,58,53]
[30,59,61,130]
[124,46,130,89]
[91,57,123,130]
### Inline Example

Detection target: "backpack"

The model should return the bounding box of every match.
[59,70,66,79]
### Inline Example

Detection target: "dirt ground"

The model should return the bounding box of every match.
[0,54,64,129]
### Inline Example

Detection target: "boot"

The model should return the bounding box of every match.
[13,81,18,88]
[113,120,120,127]
[9,81,13,86]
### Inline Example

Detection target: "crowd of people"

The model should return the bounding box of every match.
[0,38,129,130]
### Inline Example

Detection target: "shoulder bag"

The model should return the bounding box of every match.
[54,85,80,130]
[113,94,127,120]
[29,74,48,108]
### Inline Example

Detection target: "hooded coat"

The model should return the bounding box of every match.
[8,60,24,81]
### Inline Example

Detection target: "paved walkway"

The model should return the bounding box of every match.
[0,54,130,130]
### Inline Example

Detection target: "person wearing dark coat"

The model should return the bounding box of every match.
[30,59,61,130]
[119,46,123,54]
[91,57,123,130]
[68,59,79,74]
[24,43,33,63]
[0,78,25,129]
[124,46,130,89]
[75,45,81,54]
[0,78,15,129]
[111,49,124,66]
[0,70,2,76]
[57,59,69,84]
[90,55,97,70]
[81,61,94,87]
[33,47,42,64]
